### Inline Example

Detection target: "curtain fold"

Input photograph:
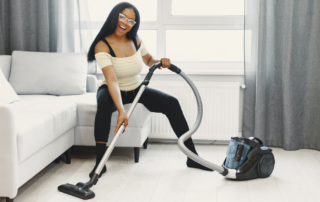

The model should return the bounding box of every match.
[0,0,96,74]
[243,0,320,150]
[74,0,96,75]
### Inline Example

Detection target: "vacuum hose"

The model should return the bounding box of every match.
[148,63,228,175]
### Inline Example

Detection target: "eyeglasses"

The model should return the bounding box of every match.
[119,13,136,27]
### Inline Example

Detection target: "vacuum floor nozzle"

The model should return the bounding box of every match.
[58,182,95,200]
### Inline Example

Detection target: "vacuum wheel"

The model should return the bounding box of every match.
[257,153,275,178]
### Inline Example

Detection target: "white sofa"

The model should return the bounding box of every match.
[0,51,152,201]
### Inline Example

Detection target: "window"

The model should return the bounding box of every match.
[87,0,157,22]
[81,0,245,75]
[171,0,244,16]
[166,30,243,62]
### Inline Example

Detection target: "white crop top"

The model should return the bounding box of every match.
[95,40,148,91]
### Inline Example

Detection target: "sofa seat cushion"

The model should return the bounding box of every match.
[15,112,54,163]
[57,93,152,127]
[15,95,58,103]
[10,95,77,138]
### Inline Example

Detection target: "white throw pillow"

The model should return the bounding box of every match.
[9,51,88,96]
[0,68,20,104]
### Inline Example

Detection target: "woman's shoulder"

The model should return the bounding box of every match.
[94,38,110,55]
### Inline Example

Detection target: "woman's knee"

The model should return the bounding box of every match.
[165,96,181,110]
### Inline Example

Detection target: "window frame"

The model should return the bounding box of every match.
[87,0,244,75]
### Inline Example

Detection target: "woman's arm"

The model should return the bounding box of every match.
[142,53,160,67]
[136,37,171,68]
[101,67,125,114]
[101,67,128,134]
[95,42,128,134]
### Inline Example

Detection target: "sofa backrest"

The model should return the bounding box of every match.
[9,51,88,95]
[0,55,12,81]
[0,53,97,93]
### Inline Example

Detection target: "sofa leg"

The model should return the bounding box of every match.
[134,147,140,163]
[54,157,60,164]
[143,137,149,149]
[65,148,71,164]
[6,197,14,202]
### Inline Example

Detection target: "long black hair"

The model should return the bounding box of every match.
[87,2,140,62]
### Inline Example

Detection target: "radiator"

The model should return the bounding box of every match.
[147,81,240,140]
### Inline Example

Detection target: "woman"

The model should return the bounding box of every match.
[87,2,212,178]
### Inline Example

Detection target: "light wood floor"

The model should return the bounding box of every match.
[1,143,320,202]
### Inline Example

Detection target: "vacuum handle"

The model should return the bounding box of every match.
[142,62,162,85]
[248,137,264,145]
[168,64,181,74]
[143,63,182,86]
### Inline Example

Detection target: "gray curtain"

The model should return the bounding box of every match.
[243,0,320,150]
[0,0,96,74]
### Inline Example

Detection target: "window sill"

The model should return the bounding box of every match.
[140,68,244,75]
[141,62,244,75]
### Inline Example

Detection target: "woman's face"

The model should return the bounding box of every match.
[115,8,136,36]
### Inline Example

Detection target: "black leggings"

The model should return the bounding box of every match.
[94,84,190,142]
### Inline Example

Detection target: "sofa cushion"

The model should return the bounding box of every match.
[9,51,87,96]
[0,68,20,104]
[11,95,58,110]
[11,95,77,138]
[10,95,59,112]
[111,104,152,127]
[15,112,54,163]
[57,93,152,127]
[74,121,151,146]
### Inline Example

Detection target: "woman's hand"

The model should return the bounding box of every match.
[159,58,171,69]
[114,111,128,135]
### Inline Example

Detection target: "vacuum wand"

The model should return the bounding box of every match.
[58,62,162,200]
[94,84,147,175]
[95,62,163,179]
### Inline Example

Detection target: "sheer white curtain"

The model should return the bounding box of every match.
[74,0,96,74]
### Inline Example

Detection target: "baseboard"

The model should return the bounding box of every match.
[149,132,242,145]
[148,138,230,145]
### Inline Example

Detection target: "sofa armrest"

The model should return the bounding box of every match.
[86,75,97,92]
[0,55,12,80]
[0,103,18,198]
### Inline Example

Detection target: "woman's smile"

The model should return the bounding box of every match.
[118,25,127,32]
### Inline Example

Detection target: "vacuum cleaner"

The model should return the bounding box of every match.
[58,62,275,200]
